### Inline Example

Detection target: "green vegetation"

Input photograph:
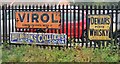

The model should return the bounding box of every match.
[2,43,119,62]
[0,45,2,64]
[71,2,118,6]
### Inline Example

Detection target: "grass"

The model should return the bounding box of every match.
[0,45,2,64]
[2,43,119,62]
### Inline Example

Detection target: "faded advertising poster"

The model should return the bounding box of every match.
[88,15,112,40]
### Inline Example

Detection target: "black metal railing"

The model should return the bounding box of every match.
[0,3,120,48]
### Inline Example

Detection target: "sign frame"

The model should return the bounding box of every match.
[87,14,113,41]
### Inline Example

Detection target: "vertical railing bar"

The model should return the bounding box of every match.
[58,4,61,49]
[107,5,110,14]
[9,5,11,44]
[115,5,118,45]
[22,5,25,32]
[106,5,110,47]
[51,5,53,49]
[46,4,49,33]
[46,4,50,49]
[102,5,105,48]
[90,5,92,48]
[48,5,52,33]
[98,5,101,49]
[3,5,5,43]
[43,4,45,11]
[15,5,17,32]
[58,5,61,34]
[31,5,34,32]
[103,5,105,14]
[94,5,97,14]
[40,5,42,11]
[2,5,3,43]
[28,5,31,32]
[82,5,84,47]
[25,5,28,32]
[78,5,80,43]
[16,5,19,32]
[66,5,68,48]
[15,5,17,47]
[98,5,101,14]
[62,5,64,33]
[5,4,7,43]
[50,5,52,33]
[47,5,53,49]
[94,5,97,49]
[86,5,88,48]
[32,5,35,11]
[70,5,72,47]
[25,5,28,11]
[44,4,48,33]
[2,4,7,43]
[47,4,49,13]
[42,6,45,41]
[73,5,76,43]
[54,5,57,33]
[36,5,38,11]
[33,4,36,11]
[42,4,45,34]
[0,5,1,44]
[111,5,114,45]
[18,5,21,32]
[12,5,14,32]
[41,5,47,48]
[21,5,24,32]
[56,5,59,35]
[42,4,46,33]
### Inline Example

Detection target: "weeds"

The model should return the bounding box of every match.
[2,43,119,62]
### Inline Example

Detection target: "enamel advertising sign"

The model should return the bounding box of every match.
[88,15,112,40]
[10,32,67,45]
[16,11,61,29]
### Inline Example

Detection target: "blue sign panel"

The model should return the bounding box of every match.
[10,32,67,45]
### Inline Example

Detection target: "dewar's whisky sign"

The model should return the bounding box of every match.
[16,11,60,28]
[88,15,112,40]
